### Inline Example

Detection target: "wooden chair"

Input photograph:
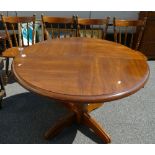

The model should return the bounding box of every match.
[0,14,36,82]
[41,15,76,40]
[77,17,110,39]
[0,58,6,109]
[113,17,147,50]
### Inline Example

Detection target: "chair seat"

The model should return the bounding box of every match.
[2,47,20,58]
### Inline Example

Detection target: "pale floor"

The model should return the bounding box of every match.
[0,60,155,144]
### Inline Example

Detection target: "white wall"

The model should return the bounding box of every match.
[0,11,140,33]
[2,11,91,19]
[91,11,139,32]
[0,11,139,20]
[90,11,139,20]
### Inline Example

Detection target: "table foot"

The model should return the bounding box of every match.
[44,111,75,139]
[82,112,111,143]
[44,102,111,143]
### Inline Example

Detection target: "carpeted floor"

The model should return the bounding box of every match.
[0,61,155,144]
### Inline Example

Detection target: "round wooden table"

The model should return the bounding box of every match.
[12,37,149,143]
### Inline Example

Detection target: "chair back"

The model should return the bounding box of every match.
[113,17,147,50]
[77,17,110,39]
[41,15,76,40]
[1,14,36,48]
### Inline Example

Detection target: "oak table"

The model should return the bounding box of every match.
[12,37,149,143]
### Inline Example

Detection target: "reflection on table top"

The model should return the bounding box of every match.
[13,37,149,103]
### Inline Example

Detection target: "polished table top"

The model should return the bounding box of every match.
[12,37,149,103]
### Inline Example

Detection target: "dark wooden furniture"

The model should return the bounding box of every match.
[113,17,147,50]
[77,17,110,39]
[41,15,76,40]
[138,11,155,59]
[0,14,36,82]
[12,37,149,143]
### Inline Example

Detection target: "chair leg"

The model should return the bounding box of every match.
[4,58,10,84]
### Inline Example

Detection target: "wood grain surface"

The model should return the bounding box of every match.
[12,37,149,103]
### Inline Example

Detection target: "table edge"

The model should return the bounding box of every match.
[12,61,150,104]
